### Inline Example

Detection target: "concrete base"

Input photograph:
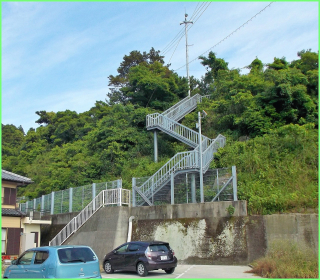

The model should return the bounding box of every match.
[41,201,318,267]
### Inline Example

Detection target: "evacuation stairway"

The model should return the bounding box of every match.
[133,94,226,206]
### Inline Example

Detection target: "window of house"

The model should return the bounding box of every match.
[3,188,17,206]
[2,228,7,254]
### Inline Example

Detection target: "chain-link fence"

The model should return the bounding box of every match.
[19,179,122,215]
[133,167,236,206]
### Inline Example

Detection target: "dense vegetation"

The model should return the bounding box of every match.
[2,48,318,214]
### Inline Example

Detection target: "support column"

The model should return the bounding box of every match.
[171,172,175,205]
[41,195,45,215]
[69,188,73,213]
[132,178,136,207]
[216,169,220,201]
[198,112,204,203]
[191,173,196,203]
[50,192,55,215]
[154,130,158,163]
[92,183,96,210]
[117,179,121,206]
[232,166,238,201]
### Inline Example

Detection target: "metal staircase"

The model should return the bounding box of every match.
[134,94,226,206]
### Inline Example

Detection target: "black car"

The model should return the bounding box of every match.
[102,241,177,277]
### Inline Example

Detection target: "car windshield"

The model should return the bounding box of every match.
[58,247,96,264]
[148,244,170,252]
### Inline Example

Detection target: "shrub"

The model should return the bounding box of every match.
[247,239,318,278]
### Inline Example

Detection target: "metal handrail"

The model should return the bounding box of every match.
[147,113,211,148]
[162,94,206,121]
[138,93,226,206]
[49,188,130,246]
[136,151,199,205]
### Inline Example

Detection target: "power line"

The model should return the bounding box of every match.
[161,2,211,56]
[175,2,274,72]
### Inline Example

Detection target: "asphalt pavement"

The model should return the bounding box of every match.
[101,264,262,278]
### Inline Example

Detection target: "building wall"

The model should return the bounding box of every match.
[1,216,21,228]
[21,219,41,248]
[43,202,318,266]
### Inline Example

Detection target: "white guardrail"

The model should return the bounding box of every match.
[49,188,130,246]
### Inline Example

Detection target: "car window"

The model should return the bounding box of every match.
[128,244,143,251]
[18,251,34,265]
[34,251,49,264]
[148,244,170,252]
[58,247,96,264]
[116,244,128,253]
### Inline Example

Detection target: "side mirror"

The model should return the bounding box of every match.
[113,250,117,254]
[11,260,17,265]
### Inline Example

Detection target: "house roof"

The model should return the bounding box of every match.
[2,170,33,184]
[1,208,26,217]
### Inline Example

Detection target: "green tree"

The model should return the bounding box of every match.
[199,51,229,83]
[107,48,165,105]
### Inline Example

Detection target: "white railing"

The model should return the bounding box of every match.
[147,113,211,148]
[135,134,226,205]
[135,151,199,205]
[138,93,225,206]
[202,134,226,172]
[162,94,207,121]
[49,188,130,246]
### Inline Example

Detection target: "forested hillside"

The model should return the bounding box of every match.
[2,48,318,214]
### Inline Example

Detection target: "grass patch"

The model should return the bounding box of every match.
[247,240,318,278]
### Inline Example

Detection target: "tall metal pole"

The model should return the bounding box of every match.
[198,111,204,203]
[180,14,193,97]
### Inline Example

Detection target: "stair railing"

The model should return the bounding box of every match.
[49,188,130,246]
[201,134,226,172]
[162,94,207,121]
[135,151,199,205]
[147,113,211,148]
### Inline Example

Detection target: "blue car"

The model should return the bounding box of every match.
[3,245,101,278]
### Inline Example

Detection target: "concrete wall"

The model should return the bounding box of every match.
[42,201,318,266]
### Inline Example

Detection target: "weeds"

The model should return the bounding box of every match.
[247,240,318,278]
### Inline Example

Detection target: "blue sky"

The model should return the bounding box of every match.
[1,1,318,132]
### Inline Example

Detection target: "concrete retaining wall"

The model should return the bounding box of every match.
[41,201,318,266]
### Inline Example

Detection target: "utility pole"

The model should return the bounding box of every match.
[180,13,193,97]
[197,110,207,203]
[198,111,204,203]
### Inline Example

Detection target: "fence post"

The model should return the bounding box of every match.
[92,183,96,211]
[232,166,238,201]
[132,178,136,207]
[41,195,45,215]
[191,173,196,203]
[171,172,174,205]
[51,192,55,215]
[151,177,154,205]
[216,169,220,201]
[119,188,122,206]
[117,180,121,206]
[69,188,73,213]
[33,198,36,211]
[103,190,105,206]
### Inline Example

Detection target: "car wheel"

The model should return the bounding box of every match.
[136,262,148,277]
[165,267,175,274]
[104,261,114,274]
